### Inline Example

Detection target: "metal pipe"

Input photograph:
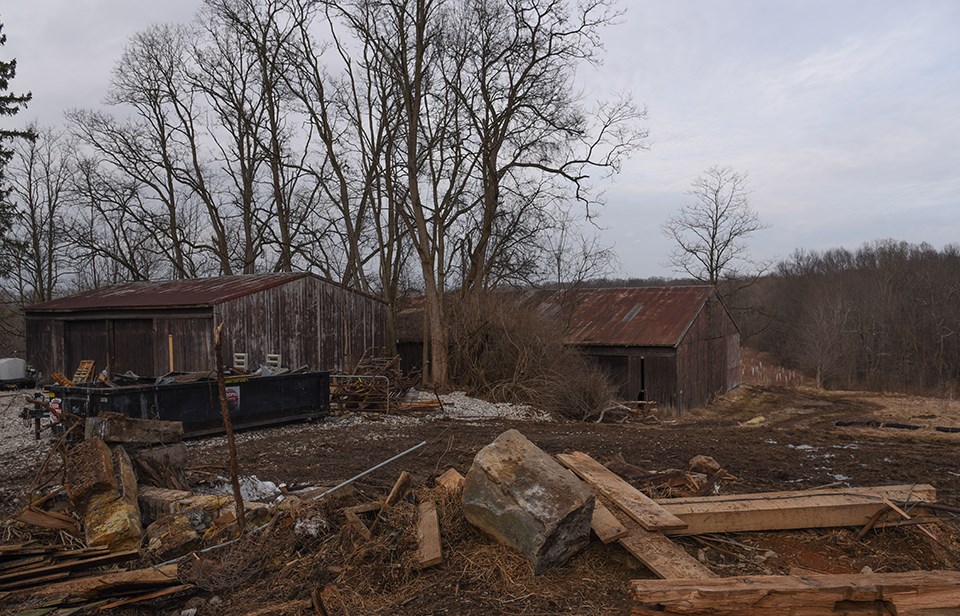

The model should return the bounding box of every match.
[312,440,426,500]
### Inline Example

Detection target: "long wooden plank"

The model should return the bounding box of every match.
[0,550,140,584]
[619,530,717,579]
[655,484,936,536]
[415,500,443,568]
[0,564,179,605]
[99,584,194,610]
[630,570,960,615]
[591,500,628,543]
[556,452,687,531]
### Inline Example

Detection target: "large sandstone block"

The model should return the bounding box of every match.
[66,438,118,508]
[85,414,183,446]
[66,439,143,549]
[463,429,594,573]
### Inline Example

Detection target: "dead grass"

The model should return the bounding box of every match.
[448,293,616,421]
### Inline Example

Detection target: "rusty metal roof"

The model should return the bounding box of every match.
[395,286,720,348]
[26,273,312,312]
[525,286,717,348]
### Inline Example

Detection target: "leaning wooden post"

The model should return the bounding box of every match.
[214,322,245,533]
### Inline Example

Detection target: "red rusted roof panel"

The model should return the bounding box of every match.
[526,286,715,347]
[26,273,311,312]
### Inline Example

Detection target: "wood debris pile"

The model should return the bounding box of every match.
[4,423,960,615]
[331,354,432,414]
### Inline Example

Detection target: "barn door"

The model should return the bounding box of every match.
[64,320,109,378]
[111,319,155,377]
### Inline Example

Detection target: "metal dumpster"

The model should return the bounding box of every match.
[48,371,330,436]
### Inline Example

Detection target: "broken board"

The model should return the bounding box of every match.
[556,452,687,532]
[435,468,465,491]
[415,500,443,568]
[619,529,717,580]
[654,484,937,536]
[591,500,628,543]
[630,570,960,615]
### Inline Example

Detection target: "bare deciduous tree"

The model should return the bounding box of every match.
[662,166,767,285]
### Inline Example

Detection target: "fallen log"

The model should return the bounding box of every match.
[655,484,936,535]
[629,570,960,615]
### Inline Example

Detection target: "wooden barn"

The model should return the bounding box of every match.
[25,273,386,379]
[396,286,741,413]
[534,286,741,412]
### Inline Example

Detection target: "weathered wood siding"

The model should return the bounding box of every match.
[214,276,385,372]
[25,275,384,378]
[675,297,741,412]
[25,317,63,379]
[153,317,215,373]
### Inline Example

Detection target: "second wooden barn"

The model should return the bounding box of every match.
[534,286,741,413]
[25,273,385,379]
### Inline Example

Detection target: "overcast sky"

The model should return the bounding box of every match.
[3,0,959,278]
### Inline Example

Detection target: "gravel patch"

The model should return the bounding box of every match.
[430,390,552,422]
[0,390,53,511]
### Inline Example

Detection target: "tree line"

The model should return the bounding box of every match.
[0,0,647,386]
[745,240,960,396]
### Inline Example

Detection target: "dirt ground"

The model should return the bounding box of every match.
[168,385,960,615]
[3,384,960,615]
[186,385,960,509]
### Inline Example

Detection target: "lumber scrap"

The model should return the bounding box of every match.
[435,468,465,491]
[619,529,717,580]
[385,471,412,506]
[655,484,936,536]
[17,506,81,533]
[0,549,140,586]
[0,564,179,605]
[98,583,194,610]
[556,451,687,532]
[415,500,443,568]
[591,500,628,544]
[629,570,960,615]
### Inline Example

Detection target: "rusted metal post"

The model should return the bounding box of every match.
[214,322,245,532]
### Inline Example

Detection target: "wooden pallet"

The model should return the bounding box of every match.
[72,360,96,383]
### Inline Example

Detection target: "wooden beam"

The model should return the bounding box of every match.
[556,452,687,532]
[654,484,936,536]
[415,500,443,569]
[619,530,717,580]
[591,500,628,544]
[629,570,960,615]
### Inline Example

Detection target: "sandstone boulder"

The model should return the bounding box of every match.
[66,438,143,550]
[463,429,594,573]
[85,414,183,447]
